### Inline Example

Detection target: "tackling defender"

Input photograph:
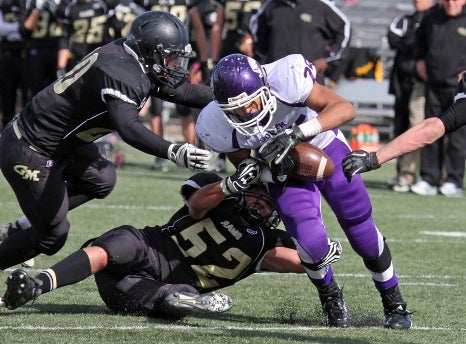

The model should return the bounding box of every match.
[2,166,313,318]
[0,11,213,272]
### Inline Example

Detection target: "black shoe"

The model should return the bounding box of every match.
[380,285,412,329]
[3,269,41,310]
[384,303,412,329]
[318,280,351,328]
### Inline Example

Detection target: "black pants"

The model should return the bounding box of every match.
[0,123,116,268]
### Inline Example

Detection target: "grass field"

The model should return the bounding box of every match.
[0,143,465,344]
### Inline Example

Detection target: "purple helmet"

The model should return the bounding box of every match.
[211,54,277,135]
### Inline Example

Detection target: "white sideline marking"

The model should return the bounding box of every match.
[420,231,466,238]
[0,325,464,332]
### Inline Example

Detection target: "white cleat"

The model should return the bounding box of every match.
[165,291,233,314]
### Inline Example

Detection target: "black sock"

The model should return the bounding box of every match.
[35,250,92,294]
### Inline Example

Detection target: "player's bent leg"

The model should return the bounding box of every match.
[0,221,35,268]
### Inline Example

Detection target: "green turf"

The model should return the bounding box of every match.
[1,143,465,343]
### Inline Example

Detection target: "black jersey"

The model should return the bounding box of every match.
[57,0,112,61]
[440,74,466,133]
[218,0,261,57]
[20,2,62,49]
[0,0,27,49]
[416,5,466,86]
[17,38,156,157]
[143,172,296,292]
[251,0,351,64]
[140,0,189,23]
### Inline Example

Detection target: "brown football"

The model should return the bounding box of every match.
[288,142,335,181]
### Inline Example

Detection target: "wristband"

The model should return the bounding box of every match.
[297,118,322,139]
[220,179,232,195]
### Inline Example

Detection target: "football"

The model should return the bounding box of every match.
[288,142,335,181]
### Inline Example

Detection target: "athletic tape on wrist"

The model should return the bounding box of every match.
[298,118,322,139]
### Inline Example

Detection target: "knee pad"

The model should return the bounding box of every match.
[93,164,117,199]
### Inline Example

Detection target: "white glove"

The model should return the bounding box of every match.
[34,0,58,12]
[168,143,212,170]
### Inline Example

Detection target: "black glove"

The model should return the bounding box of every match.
[342,150,381,182]
[269,155,295,184]
[258,123,305,165]
[221,158,262,195]
[168,143,212,170]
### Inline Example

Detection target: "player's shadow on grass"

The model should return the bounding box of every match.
[0,303,109,315]
[149,313,377,344]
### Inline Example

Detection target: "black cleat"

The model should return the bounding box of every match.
[380,285,412,329]
[384,302,412,329]
[318,279,351,328]
[3,269,41,310]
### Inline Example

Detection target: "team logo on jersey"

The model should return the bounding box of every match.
[13,165,40,182]
[219,220,242,240]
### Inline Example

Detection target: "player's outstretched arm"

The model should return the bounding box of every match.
[342,117,447,182]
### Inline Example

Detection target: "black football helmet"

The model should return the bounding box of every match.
[125,11,192,88]
[235,184,281,229]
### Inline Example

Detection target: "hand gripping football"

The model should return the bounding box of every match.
[288,142,335,181]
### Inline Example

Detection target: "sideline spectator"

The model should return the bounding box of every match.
[0,0,29,129]
[343,70,466,181]
[251,0,351,85]
[386,0,434,192]
[410,0,466,197]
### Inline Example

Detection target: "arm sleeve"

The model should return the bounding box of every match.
[105,97,173,158]
[439,99,466,134]
[151,83,213,109]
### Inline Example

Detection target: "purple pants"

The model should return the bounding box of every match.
[269,135,398,290]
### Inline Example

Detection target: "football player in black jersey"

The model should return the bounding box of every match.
[2,166,320,318]
[343,71,466,181]
[56,0,114,76]
[0,11,213,271]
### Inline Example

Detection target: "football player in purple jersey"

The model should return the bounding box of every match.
[343,71,466,180]
[2,169,314,319]
[0,11,213,273]
[195,53,412,329]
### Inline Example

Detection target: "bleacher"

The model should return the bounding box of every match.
[333,0,414,140]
